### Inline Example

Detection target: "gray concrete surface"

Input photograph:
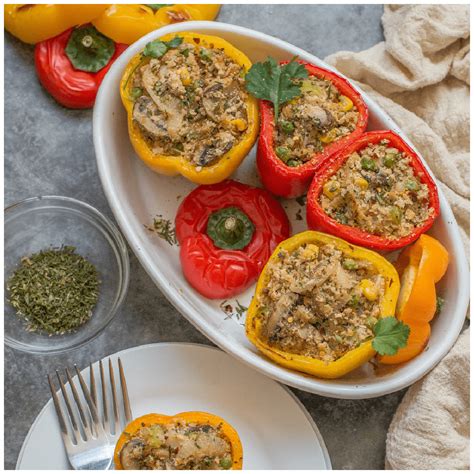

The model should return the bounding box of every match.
[5,5,406,470]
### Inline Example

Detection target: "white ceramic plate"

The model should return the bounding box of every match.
[16,343,331,470]
[93,21,469,399]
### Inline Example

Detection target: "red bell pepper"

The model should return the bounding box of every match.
[257,60,369,198]
[35,25,127,109]
[306,130,440,251]
[175,180,290,299]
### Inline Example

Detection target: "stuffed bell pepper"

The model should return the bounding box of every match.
[120,32,259,184]
[246,59,368,198]
[246,231,404,379]
[306,130,440,251]
[176,180,290,299]
[93,4,220,45]
[114,412,243,470]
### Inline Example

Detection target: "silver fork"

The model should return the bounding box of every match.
[48,358,133,470]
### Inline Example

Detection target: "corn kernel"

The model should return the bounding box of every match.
[287,317,294,323]
[180,69,191,86]
[319,350,326,357]
[339,95,353,111]
[359,279,378,301]
[301,243,319,259]
[355,177,369,189]
[323,180,340,199]
[320,128,338,144]
[230,118,248,132]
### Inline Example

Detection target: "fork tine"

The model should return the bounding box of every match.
[48,374,70,439]
[55,370,80,444]
[108,358,120,433]
[99,360,110,432]
[118,358,133,424]
[90,363,97,408]
[75,365,100,425]
[66,368,92,440]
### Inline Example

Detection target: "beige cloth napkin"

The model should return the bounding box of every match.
[324,4,470,470]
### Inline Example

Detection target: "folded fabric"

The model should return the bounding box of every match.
[325,4,470,469]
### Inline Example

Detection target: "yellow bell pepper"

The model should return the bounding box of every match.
[93,4,220,45]
[379,234,449,364]
[120,32,259,185]
[246,230,400,379]
[4,4,108,44]
[114,411,243,469]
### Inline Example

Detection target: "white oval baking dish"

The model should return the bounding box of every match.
[93,21,469,399]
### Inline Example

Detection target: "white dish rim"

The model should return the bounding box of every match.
[93,20,469,399]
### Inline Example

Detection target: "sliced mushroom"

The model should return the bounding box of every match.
[133,96,167,139]
[120,439,145,470]
[301,104,334,133]
[196,132,234,166]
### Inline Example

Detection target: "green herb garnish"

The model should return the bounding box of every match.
[372,316,410,356]
[143,36,183,58]
[7,246,100,335]
[145,215,178,245]
[245,56,308,122]
[199,48,212,61]
[435,296,445,316]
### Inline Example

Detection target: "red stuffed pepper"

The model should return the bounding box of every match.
[176,180,290,299]
[306,130,440,251]
[257,60,368,198]
[35,25,127,109]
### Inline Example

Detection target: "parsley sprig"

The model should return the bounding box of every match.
[143,36,183,59]
[245,56,308,122]
[372,316,410,356]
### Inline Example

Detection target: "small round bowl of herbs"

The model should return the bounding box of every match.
[4,196,130,354]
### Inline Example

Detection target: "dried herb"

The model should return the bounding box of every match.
[145,215,178,245]
[219,299,248,320]
[7,246,100,335]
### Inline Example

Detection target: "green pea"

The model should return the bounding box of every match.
[280,120,295,134]
[219,458,233,469]
[343,258,358,270]
[287,159,299,167]
[405,179,420,191]
[361,157,378,171]
[276,146,290,161]
[390,206,402,223]
[130,87,143,99]
[383,155,396,168]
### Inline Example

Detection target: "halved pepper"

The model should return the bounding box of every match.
[306,130,440,251]
[245,230,400,379]
[4,4,108,44]
[256,60,368,198]
[114,411,243,470]
[120,32,259,185]
[379,234,449,364]
[93,4,220,45]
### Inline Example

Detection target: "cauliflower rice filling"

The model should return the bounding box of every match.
[320,140,434,239]
[258,243,385,363]
[131,40,249,168]
[273,76,359,166]
[119,421,233,470]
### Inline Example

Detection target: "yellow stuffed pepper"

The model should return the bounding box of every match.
[4,4,108,44]
[114,412,243,470]
[246,231,401,379]
[120,32,259,184]
[94,4,221,45]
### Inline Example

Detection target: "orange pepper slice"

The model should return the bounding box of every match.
[379,234,449,364]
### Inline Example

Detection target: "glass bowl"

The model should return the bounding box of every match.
[4,196,130,354]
